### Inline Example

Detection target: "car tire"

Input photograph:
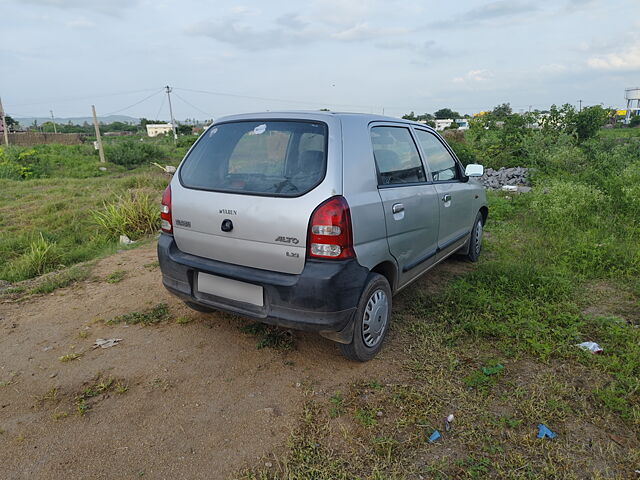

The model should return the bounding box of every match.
[184,301,215,313]
[466,212,484,262]
[339,273,392,362]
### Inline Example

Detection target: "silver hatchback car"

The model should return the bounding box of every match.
[158,112,487,361]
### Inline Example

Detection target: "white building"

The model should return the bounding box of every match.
[146,124,173,137]
[435,118,470,131]
[435,119,453,131]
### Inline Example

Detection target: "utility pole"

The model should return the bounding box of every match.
[578,99,583,112]
[91,105,106,163]
[165,85,177,144]
[50,110,57,134]
[0,96,9,146]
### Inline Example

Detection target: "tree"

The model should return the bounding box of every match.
[434,108,460,119]
[4,115,19,130]
[176,124,192,135]
[569,105,609,141]
[402,111,418,121]
[630,115,640,128]
[489,103,512,120]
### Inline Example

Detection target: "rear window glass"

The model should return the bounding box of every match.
[179,120,327,197]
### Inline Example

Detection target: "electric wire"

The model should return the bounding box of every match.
[6,88,164,109]
[174,86,377,111]
[154,94,166,120]
[172,92,213,118]
[103,89,164,116]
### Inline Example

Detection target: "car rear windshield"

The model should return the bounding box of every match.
[179,120,328,197]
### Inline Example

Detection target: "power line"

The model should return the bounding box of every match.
[154,94,166,120]
[174,86,378,110]
[102,89,164,116]
[172,92,213,118]
[6,87,163,108]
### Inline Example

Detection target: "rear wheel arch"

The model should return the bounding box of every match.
[370,261,397,293]
[479,206,488,225]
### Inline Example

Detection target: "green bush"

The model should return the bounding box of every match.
[104,141,165,168]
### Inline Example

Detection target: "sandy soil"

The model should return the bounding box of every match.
[0,244,465,480]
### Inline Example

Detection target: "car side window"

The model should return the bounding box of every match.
[414,130,460,182]
[370,126,426,185]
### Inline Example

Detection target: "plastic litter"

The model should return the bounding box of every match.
[119,235,135,245]
[428,430,441,443]
[501,185,518,192]
[576,342,603,354]
[444,414,454,431]
[93,338,123,349]
[482,364,504,376]
[536,424,556,439]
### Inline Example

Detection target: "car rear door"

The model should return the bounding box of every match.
[413,128,475,255]
[370,124,440,286]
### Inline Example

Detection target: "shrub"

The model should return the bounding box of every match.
[104,141,165,168]
[91,191,159,240]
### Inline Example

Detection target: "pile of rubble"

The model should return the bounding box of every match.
[479,167,531,192]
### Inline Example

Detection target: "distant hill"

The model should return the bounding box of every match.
[14,115,141,127]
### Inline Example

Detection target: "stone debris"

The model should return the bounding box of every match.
[479,167,529,190]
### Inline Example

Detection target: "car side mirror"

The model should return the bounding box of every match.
[464,164,484,177]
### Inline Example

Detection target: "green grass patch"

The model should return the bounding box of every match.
[107,303,170,325]
[105,270,126,284]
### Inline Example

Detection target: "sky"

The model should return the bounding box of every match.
[2,0,639,121]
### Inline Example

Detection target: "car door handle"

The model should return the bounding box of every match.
[392,203,404,214]
[442,194,451,202]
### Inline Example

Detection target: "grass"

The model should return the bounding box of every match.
[73,377,126,416]
[239,322,295,351]
[0,136,177,283]
[106,303,171,325]
[105,269,127,284]
[58,353,82,362]
[0,170,168,283]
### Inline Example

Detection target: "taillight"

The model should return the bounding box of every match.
[308,196,354,259]
[161,185,172,234]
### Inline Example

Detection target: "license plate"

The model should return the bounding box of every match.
[197,273,264,307]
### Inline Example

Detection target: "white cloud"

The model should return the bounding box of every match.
[453,69,493,84]
[587,43,640,71]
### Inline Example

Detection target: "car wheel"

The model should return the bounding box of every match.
[184,301,215,313]
[466,212,484,262]
[339,273,392,362]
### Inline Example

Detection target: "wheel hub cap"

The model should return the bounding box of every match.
[362,289,388,348]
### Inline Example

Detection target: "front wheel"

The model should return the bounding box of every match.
[339,273,392,362]
[466,212,484,262]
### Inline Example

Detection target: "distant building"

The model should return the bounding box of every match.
[435,119,453,131]
[434,118,469,131]
[146,124,173,137]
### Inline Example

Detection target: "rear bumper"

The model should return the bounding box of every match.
[157,234,369,343]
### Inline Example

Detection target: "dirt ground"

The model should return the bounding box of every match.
[0,244,464,480]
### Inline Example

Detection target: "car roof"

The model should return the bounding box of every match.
[211,111,433,130]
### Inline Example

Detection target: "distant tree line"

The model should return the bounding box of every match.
[3,116,204,135]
